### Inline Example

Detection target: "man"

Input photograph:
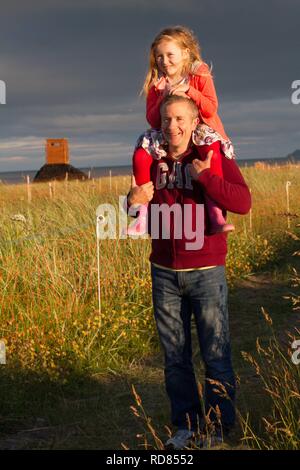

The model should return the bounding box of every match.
[128,95,251,449]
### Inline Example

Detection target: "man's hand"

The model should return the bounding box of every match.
[190,150,214,180]
[128,175,154,206]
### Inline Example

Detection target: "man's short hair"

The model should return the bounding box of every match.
[160,94,199,119]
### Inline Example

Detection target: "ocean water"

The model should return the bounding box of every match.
[0,165,133,185]
[0,157,291,185]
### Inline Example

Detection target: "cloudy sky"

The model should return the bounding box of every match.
[0,0,299,171]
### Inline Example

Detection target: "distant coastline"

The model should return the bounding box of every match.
[0,151,299,185]
[0,164,133,185]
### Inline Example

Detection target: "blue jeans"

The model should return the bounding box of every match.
[151,264,236,433]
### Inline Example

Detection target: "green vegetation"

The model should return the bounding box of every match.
[0,164,299,449]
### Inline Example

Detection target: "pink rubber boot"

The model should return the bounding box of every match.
[205,195,235,234]
[126,203,148,236]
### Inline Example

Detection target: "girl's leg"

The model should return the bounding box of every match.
[199,146,235,234]
[126,203,148,236]
[204,195,235,234]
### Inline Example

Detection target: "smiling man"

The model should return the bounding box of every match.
[128,94,251,449]
[161,95,199,155]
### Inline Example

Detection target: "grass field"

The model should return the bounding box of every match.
[0,163,299,450]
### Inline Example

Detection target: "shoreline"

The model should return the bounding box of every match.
[0,158,299,185]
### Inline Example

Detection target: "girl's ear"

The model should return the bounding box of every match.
[183,48,190,60]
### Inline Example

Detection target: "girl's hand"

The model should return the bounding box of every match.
[162,86,170,98]
[169,83,190,95]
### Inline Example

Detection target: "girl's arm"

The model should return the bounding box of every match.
[146,86,164,129]
[187,74,218,119]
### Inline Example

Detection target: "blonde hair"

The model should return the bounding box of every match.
[141,25,203,97]
[160,94,199,120]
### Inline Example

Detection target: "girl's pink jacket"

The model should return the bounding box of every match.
[146,62,228,141]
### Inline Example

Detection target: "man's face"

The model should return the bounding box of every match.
[161,101,199,155]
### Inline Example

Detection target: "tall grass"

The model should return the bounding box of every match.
[240,232,300,450]
[0,164,299,383]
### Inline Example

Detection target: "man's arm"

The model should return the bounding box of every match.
[192,144,251,215]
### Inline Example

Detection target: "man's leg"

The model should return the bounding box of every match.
[151,264,203,431]
[188,266,236,433]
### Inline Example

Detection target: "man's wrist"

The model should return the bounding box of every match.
[128,188,142,207]
[197,168,210,181]
[127,192,135,207]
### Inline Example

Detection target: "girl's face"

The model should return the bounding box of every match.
[155,39,188,79]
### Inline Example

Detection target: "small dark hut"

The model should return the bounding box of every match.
[34,138,87,182]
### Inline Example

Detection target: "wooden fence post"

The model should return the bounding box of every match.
[286,181,291,229]
[249,188,252,231]
[26,175,32,203]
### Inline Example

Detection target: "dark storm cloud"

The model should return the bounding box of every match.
[0,0,299,170]
[1,0,298,101]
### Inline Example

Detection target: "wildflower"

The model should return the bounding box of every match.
[11,214,27,223]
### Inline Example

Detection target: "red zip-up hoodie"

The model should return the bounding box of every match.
[132,141,251,269]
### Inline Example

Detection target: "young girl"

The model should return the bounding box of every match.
[128,25,235,236]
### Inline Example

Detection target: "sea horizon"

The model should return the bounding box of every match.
[0,155,297,185]
[0,164,133,185]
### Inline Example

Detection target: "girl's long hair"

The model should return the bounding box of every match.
[141,25,204,96]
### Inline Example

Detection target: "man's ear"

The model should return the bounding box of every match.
[192,117,200,130]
